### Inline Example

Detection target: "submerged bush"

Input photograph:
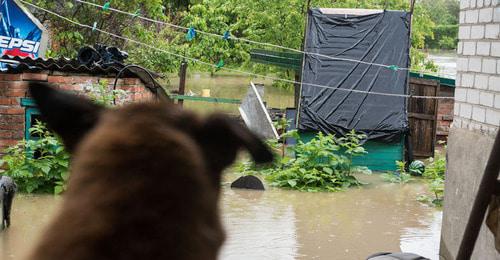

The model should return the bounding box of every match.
[0,122,69,194]
[418,148,446,207]
[263,130,368,192]
[381,161,413,184]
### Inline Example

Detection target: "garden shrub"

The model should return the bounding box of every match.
[0,82,129,194]
[418,149,446,206]
[264,130,368,192]
[0,122,69,194]
[381,161,413,184]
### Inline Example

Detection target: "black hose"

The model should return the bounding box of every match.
[112,64,169,105]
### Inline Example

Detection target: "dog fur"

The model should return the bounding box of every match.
[26,82,273,260]
[0,175,16,229]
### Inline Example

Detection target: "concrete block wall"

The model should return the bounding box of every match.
[440,1,500,259]
[0,71,154,157]
[454,0,500,137]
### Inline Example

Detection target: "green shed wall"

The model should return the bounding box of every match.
[299,132,404,171]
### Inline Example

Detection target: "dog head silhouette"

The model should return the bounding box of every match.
[27,83,273,260]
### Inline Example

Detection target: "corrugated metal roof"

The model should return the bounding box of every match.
[0,55,171,101]
[0,55,151,77]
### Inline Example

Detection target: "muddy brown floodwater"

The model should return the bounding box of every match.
[0,174,441,260]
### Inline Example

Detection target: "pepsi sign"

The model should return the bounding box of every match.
[0,0,48,66]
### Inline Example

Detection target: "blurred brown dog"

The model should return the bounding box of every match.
[27,82,272,260]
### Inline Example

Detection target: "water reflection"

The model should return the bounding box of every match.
[0,194,62,260]
[0,175,441,260]
[220,174,441,260]
[165,74,294,114]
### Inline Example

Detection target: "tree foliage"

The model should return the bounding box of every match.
[421,0,459,49]
[23,0,453,76]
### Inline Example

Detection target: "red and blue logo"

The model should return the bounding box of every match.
[0,0,43,60]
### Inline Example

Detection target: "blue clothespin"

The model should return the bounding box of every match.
[223,31,231,40]
[186,27,196,41]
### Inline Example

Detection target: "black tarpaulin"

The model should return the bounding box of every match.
[298,9,411,142]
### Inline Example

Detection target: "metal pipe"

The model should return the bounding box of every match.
[457,130,500,259]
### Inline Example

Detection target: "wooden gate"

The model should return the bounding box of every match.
[408,77,440,158]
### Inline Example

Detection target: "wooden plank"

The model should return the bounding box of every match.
[408,77,439,158]
[409,72,455,87]
[408,113,436,120]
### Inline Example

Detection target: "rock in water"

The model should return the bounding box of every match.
[230,175,265,190]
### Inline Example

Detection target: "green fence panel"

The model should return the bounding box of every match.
[299,131,404,172]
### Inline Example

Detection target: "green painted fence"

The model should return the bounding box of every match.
[299,131,404,172]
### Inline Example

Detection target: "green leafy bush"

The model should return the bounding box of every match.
[0,82,129,194]
[265,131,368,192]
[419,150,446,206]
[382,161,413,184]
[0,122,69,194]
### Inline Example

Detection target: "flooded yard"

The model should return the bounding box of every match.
[1,174,441,260]
[1,56,454,259]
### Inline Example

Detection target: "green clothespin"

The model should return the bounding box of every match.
[102,1,110,11]
[216,59,224,70]
[388,65,399,71]
[133,9,141,17]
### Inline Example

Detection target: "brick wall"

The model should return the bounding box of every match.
[437,86,456,141]
[0,71,154,156]
[454,0,500,136]
[440,1,500,259]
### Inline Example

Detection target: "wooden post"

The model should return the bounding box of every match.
[178,61,188,107]
[295,0,311,109]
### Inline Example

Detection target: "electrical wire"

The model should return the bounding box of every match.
[19,0,455,100]
[74,0,456,78]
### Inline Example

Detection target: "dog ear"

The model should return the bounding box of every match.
[197,114,274,174]
[28,82,104,153]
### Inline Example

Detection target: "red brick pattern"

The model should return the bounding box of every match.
[437,86,455,142]
[0,71,155,157]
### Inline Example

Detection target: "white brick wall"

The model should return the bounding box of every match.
[464,41,477,55]
[486,24,499,38]
[471,25,486,38]
[483,58,497,73]
[455,0,500,132]
[480,91,495,105]
[489,76,500,90]
[475,74,489,88]
[495,94,500,108]
[477,41,491,54]
[469,57,483,71]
